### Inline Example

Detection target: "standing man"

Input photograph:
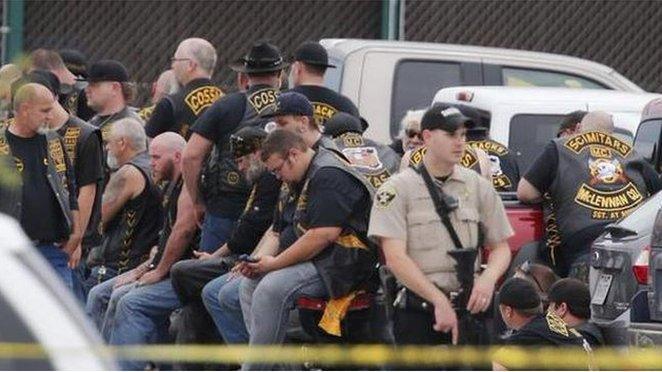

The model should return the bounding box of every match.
[0,83,82,288]
[465,123,520,192]
[517,111,660,281]
[138,69,180,123]
[368,104,513,347]
[85,60,143,145]
[85,118,162,290]
[288,41,358,127]
[145,38,222,139]
[183,41,284,253]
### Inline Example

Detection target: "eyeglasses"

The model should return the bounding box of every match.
[268,158,288,177]
[170,57,191,63]
[405,129,421,139]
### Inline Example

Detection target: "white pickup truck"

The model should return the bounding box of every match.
[320,38,644,145]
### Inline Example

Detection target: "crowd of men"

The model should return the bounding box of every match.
[0,36,660,370]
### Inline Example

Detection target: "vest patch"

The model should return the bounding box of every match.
[138,105,155,122]
[461,148,478,168]
[574,182,643,219]
[248,88,278,114]
[313,102,337,127]
[564,131,632,157]
[546,312,570,337]
[185,86,223,115]
[226,171,240,185]
[48,139,67,173]
[341,133,364,147]
[468,140,508,156]
[63,126,81,165]
[341,147,383,172]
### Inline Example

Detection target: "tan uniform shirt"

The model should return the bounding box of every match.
[368,165,514,292]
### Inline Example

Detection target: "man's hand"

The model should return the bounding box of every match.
[137,269,166,286]
[61,233,82,258]
[113,269,142,289]
[467,274,497,314]
[433,297,459,345]
[193,250,213,260]
[67,244,82,268]
[245,255,278,275]
[193,203,205,228]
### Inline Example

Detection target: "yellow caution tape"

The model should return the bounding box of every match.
[2,342,662,369]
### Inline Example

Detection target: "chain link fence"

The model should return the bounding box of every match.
[21,0,381,106]
[405,0,662,93]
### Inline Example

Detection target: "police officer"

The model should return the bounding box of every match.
[145,38,222,139]
[325,112,400,189]
[368,104,513,347]
[183,41,284,253]
[518,111,661,281]
[493,277,591,370]
[288,41,359,128]
[1,83,82,289]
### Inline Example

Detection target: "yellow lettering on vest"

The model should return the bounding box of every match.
[248,89,277,113]
[185,86,223,115]
[575,182,643,214]
[564,131,632,156]
[313,103,337,126]
[468,140,508,156]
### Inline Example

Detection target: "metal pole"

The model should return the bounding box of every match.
[6,0,23,64]
[398,0,406,40]
[1,0,9,64]
[381,0,400,40]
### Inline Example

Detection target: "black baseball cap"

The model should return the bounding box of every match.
[421,103,474,132]
[498,277,542,310]
[85,59,129,83]
[293,41,335,68]
[261,91,313,118]
[230,41,288,74]
[231,126,268,158]
[59,49,88,78]
[324,112,363,137]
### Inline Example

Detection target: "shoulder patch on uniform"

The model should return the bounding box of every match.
[376,184,397,208]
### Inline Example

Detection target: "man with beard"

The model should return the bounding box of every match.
[169,125,280,353]
[0,83,81,289]
[84,117,161,291]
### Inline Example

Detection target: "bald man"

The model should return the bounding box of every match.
[518,110,660,281]
[137,69,181,122]
[145,38,223,139]
[0,83,81,289]
[86,133,199,365]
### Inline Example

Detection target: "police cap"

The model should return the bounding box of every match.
[324,112,364,137]
[293,41,335,68]
[498,277,542,310]
[231,126,268,158]
[262,91,313,118]
[421,103,474,133]
[230,41,288,74]
[86,60,129,83]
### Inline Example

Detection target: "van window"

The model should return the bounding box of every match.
[509,114,565,172]
[503,67,607,90]
[391,60,462,138]
[634,119,662,171]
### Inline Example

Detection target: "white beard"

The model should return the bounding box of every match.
[36,124,54,135]
[107,153,119,170]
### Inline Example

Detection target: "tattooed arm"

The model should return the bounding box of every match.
[101,164,145,226]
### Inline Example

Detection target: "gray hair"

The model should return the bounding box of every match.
[400,109,426,134]
[580,111,614,133]
[157,69,180,95]
[110,117,147,153]
[181,38,217,75]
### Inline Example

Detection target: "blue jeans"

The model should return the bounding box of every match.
[85,276,118,333]
[37,243,73,290]
[239,262,328,370]
[199,213,236,253]
[202,273,248,344]
[108,278,182,370]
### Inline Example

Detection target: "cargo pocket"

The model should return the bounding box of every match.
[456,208,480,248]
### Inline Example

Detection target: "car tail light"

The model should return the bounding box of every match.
[633,245,651,285]
[456,91,474,102]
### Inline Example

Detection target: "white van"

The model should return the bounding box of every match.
[429,86,661,172]
[0,214,115,370]
[320,39,644,144]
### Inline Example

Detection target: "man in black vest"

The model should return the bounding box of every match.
[465,119,520,192]
[1,83,82,289]
[518,111,661,281]
[183,41,283,253]
[239,129,375,369]
[138,69,181,123]
[288,41,359,128]
[85,117,162,292]
[145,38,222,139]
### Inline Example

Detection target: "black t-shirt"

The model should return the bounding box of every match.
[290,85,359,126]
[146,78,221,139]
[226,171,281,254]
[6,132,70,242]
[305,167,369,229]
[60,118,104,188]
[190,91,247,147]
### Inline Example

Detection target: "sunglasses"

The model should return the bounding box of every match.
[405,129,421,139]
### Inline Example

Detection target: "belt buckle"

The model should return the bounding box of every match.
[98,266,107,276]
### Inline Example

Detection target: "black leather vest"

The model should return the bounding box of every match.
[100,152,163,273]
[467,139,520,192]
[293,147,377,298]
[170,78,223,139]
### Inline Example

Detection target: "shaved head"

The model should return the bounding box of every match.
[177,38,217,75]
[580,111,614,133]
[13,83,53,112]
[149,132,186,182]
[151,132,186,152]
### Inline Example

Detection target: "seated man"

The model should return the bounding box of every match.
[85,117,162,291]
[239,129,376,370]
[493,277,591,370]
[548,278,604,347]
